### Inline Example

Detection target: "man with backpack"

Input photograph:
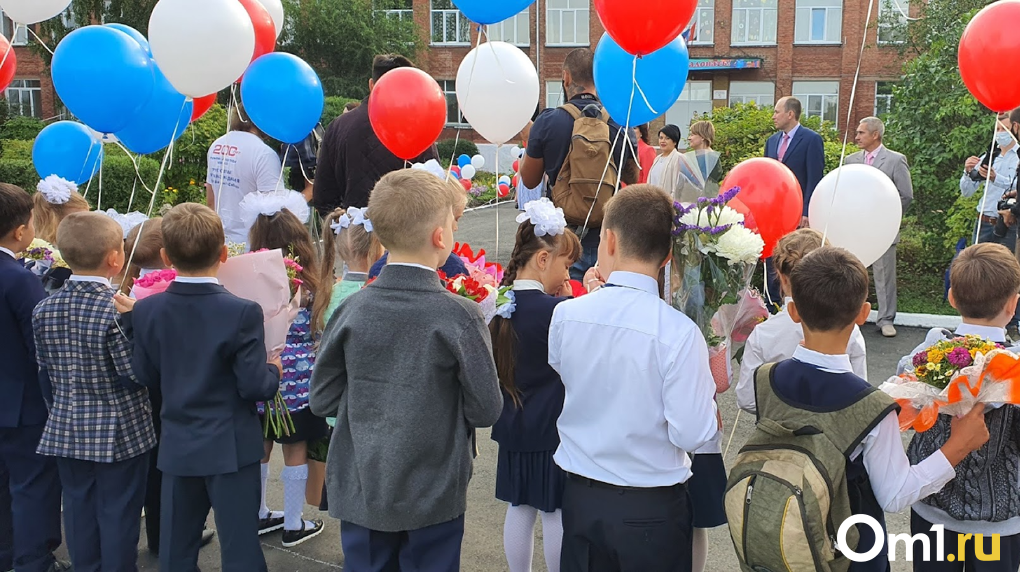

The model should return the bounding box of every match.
[520,48,637,280]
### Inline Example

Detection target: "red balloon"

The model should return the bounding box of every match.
[594,0,696,56]
[512,160,520,172]
[511,175,519,188]
[369,68,447,160]
[0,35,16,93]
[238,0,276,64]
[460,178,473,191]
[191,94,217,122]
[720,158,802,258]
[451,165,461,176]
[498,183,510,197]
[959,1,1020,112]
[728,197,757,233]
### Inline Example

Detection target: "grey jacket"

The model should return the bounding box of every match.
[846,146,913,243]
[309,264,503,531]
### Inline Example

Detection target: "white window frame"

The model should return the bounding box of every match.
[545,81,564,109]
[686,0,715,46]
[792,81,840,126]
[487,9,530,46]
[1,10,28,46]
[430,0,470,46]
[546,0,589,47]
[794,0,842,44]
[728,81,776,106]
[6,79,42,118]
[874,81,894,116]
[877,0,908,44]
[440,79,469,127]
[731,0,778,45]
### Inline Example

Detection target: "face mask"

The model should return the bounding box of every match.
[997,131,1014,147]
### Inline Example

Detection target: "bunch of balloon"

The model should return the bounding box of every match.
[451,154,487,192]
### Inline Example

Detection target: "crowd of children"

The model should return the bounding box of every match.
[1,165,1019,572]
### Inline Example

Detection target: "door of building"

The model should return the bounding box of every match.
[664,81,713,147]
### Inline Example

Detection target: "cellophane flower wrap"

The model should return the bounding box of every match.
[19,238,68,275]
[438,270,512,325]
[218,248,302,439]
[133,269,177,300]
[453,242,504,288]
[670,187,765,392]
[879,335,1020,432]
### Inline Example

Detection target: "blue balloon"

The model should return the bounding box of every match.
[453,0,534,25]
[115,65,193,155]
[241,53,324,145]
[593,33,690,127]
[458,154,472,168]
[33,121,104,185]
[51,26,155,134]
[105,23,151,56]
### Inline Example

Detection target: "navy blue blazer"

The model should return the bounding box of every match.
[131,281,279,477]
[765,126,825,216]
[0,252,47,428]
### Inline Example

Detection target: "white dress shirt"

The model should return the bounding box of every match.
[67,275,111,288]
[549,271,718,487]
[173,276,219,284]
[791,346,956,513]
[960,145,1019,217]
[736,298,867,413]
[386,262,437,272]
[0,246,16,259]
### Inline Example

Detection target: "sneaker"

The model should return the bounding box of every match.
[258,512,285,535]
[281,519,325,548]
[881,324,897,338]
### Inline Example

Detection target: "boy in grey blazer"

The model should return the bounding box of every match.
[310,170,502,571]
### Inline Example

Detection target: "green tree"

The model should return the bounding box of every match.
[36,0,158,63]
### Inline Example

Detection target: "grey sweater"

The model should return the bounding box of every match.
[309,264,503,531]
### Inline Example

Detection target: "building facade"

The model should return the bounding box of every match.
[402,0,911,141]
[2,10,58,120]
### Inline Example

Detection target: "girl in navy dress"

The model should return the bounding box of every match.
[490,198,581,572]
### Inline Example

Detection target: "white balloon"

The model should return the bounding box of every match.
[456,41,539,145]
[471,154,485,169]
[255,0,285,39]
[0,0,70,25]
[510,145,522,159]
[808,164,903,268]
[461,164,477,180]
[149,0,255,98]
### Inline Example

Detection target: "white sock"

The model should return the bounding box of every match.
[503,504,537,572]
[281,464,309,531]
[259,462,271,520]
[540,510,563,572]
[692,527,709,572]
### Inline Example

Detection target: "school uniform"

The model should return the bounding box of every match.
[773,347,958,572]
[0,247,62,572]
[32,276,157,572]
[131,277,280,572]
[491,282,569,513]
[549,271,719,572]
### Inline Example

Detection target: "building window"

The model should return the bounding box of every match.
[6,79,42,118]
[431,0,470,45]
[1,10,28,46]
[878,0,908,44]
[874,82,894,116]
[374,0,413,21]
[686,0,715,45]
[546,0,589,47]
[546,81,564,109]
[795,0,842,44]
[440,79,468,127]
[732,0,778,45]
[488,9,529,46]
[792,81,840,125]
[729,81,776,106]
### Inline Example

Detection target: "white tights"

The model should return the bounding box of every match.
[692,527,709,572]
[503,504,562,572]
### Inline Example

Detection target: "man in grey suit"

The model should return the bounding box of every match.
[846,116,913,338]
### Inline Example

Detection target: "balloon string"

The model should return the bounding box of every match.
[0,23,15,72]
[77,136,102,197]
[974,114,1000,245]
[126,176,138,212]
[215,85,239,217]
[445,129,462,179]
[762,257,776,309]
[112,141,156,197]
[276,146,290,191]
[495,143,500,262]
[724,409,742,459]
[96,157,104,211]
[25,25,54,56]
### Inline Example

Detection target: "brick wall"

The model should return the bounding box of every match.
[9,43,57,119]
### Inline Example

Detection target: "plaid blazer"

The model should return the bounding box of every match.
[33,280,155,462]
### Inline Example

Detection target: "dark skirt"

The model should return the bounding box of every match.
[495,448,565,513]
[689,453,727,528]
[259,408,329,445]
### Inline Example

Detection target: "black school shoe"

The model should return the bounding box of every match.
[259,513,285,535]
[281,520,324,548]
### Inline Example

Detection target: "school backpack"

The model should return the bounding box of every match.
[724,363,897,572]
[550,104,619,228]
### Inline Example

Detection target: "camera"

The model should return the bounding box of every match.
[970,146,1002,181]
[998,197,1017,212]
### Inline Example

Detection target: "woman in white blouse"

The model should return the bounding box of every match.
[648,124,683,196]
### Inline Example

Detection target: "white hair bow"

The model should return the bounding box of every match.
[238,190,311,230]
[330,206,373,235]
[37,175,77,205]
[516,198,567,237]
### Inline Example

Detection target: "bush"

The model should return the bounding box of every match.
[164,103,229,192]
[0,116,44,141]
[436,139,480,167]
[322,96,361,128]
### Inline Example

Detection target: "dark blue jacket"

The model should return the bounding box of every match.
[0,252,47,428]
[131,281,279,477]
[765,126,826,216]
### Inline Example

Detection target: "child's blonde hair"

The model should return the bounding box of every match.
[313,207,384,332]
[56,212,123,272]
[33,191,90,243]
[772,228,828,279]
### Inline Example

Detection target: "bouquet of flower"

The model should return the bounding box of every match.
[879,336,1020,432]
[133,269,177,300]
[439,270,513,324]
[670,187,765,391]
[19,238,71,295]
[452,242,503,288]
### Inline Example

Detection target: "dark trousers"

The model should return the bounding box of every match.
[143,441,161,553]
[764,257,782,313]
[56,453,149,572]
[160,462,266,572]
[560,474,693,572]
[910,510,1020,571]
[0,463,12,571]
[569,229,600,282]
[0,424,61,572]
[340,515,465,572]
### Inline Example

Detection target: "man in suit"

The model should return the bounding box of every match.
[846,117,913,338]
[763,97,825,305]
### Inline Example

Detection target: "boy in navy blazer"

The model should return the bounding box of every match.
[0,183,68,572]
[33,211,157,572]
[130,203,281,572]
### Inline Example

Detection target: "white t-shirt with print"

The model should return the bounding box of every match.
[206,131,282,245]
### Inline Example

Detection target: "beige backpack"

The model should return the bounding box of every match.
[550,104,619,228]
